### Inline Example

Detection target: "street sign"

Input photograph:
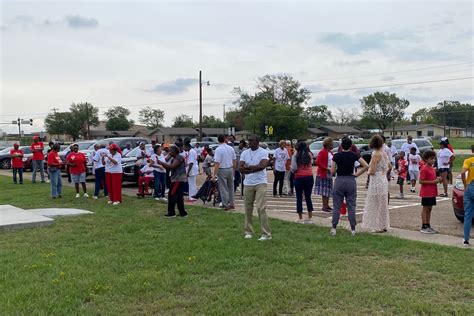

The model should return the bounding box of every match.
[268,126,273,135]
[21,120,30,125]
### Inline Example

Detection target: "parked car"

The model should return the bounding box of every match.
[340,135,363,142]
[309,140,341,164]
[94,137,150,150]
[452,174,473,223]
[392,138,434,167]
[0,146,34,169]
[22,147,49,171]
[356,144,374,164]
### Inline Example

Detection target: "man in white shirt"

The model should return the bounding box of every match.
[213,135,237,210]
[400,135,419,182]
[273,140,289,197]
[184,143,199,202]
[149,145,167,201]
[122,143,132,156]
[437,140,454,197]
[147,140,157,157]
[239,134,272,241]
[92,144,109,199]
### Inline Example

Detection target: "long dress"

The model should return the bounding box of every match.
[361,150,390,232]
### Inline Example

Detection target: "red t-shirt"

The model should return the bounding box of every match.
[67,152,86,174]
[10,149,24,168]
[397,158,408,180]
[47,151,62,168]
[447,144,454,153]
[30,142,45,160]
[419,165,438,198]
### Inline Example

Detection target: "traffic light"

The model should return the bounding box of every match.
[29,119,33,126]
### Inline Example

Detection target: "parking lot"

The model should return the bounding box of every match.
[0,169,468,238]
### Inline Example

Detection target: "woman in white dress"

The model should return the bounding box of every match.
[362,135,392,233]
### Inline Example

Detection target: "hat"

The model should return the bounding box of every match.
[109,143,120,151]
[440,140,448,146]
[441,137,448,142]
[13,143,19,147]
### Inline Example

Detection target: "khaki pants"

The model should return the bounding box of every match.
[244,183,271,237]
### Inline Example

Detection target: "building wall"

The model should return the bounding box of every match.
[384,127,464,138]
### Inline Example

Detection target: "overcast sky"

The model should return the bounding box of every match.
[1,0,473,133]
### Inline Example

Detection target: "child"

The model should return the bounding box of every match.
[396,151,408,199]
[419,150,441,234]
[137,163,155,197]
[408,147,421,193]
[202,148,214,177]
[437,140,454,197]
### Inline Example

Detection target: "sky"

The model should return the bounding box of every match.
[0,0,473,134]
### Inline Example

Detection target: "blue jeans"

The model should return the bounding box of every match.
[12,168,23,184]
[294,175,314,213]
[32,159,45,183]
[94,167,108,197]
[153,171,166,198]
[464,182,474,242]
[49,168,62,198]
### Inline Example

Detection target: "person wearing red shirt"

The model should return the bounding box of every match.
[315,137,334,212]
[419,150,442,234]
[30,136,45,183]
[396,151,408,199]
[66,144,88,198]
[10,143,24,184]
[47,143,63,198]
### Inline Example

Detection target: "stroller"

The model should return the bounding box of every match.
[192,177,220,206]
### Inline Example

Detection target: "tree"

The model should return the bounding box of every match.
[303,105,333,127]
[333,107,359,125]
[429,101,473,130]
[202,115,226,128]
[138,106,165,129]
[172,114,195,128]
[360,91,409,130]
[104,106,134,131]
[69,102,99,139]
[44,111,82,140]
[224,108,245,131]
[411,108,436,124]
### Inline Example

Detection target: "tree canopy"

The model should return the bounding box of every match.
[138,106,165,129]
[172,114,194,128]
[360,92,409,130]
[104,106,134,131]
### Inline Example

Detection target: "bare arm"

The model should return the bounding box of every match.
[461,167,468,188]
[367,152,381,176]
[354,158,369,177]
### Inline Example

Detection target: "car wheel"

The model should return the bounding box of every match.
[454,213,464,223]
[0,159,11,169]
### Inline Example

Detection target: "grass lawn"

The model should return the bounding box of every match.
[447,138,474,150]
[1,175,473,314]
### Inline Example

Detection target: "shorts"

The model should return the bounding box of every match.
[397,177,405,185]
[439,168,449,174]
[421,197,436,206]
[71,172,86,183]
[409,170,419,180]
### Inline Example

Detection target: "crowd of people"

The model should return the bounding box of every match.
[8,134,474,246]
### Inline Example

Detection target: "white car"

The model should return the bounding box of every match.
[340,135,363,142]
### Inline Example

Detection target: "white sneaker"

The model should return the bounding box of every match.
[112,201,120,206]
[161,197,168,202]
[155,197,161,201]
[410,187,416,193]
[351,230,356,237]
[244,234,253,239]
[294,219,305,224]
[93,196,98,200]
[83,193,89,198]
[75,193,80,198]
[304,219,314,224]
[330,228,337,236]
[258,235,272,241]
[107,201,113,204]
[397,193,404,199]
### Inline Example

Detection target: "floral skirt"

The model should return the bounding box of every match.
[314,175,333,197]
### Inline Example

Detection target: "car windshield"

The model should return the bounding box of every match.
[266,143,279,150]
[77,142,95,150]
[309,142,323,150]
[0,147,12,154]
[392,140,405,150]
[415,140,431,147]
[124,144,152,158]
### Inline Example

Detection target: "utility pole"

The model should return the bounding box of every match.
[199,70,203,142]
[443,100,446,137]
[13,117,33,145]
[85,102,91,140]
[223,104,226,135]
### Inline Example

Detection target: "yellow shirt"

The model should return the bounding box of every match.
[463,156,474,184]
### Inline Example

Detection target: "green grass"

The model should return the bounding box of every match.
[447,138,474,150]
[453,155,472,172]
[0,176,473,314]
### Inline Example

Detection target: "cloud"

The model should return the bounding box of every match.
[148,78,198,94]
[392,48,458,62]
[381,76,395,81]
[312,94,359,107]
[334,59,370,66]
[304,84,327,93]
[64,15,98,28]
[319,32,386,54]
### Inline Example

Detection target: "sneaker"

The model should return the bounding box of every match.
[180,214,188,218]
[46,180,50,183]
[397,193,404,199]
[410,187,416,193]
[107,201,113,204]
[351,230,356,237]
[321,207,332,213]
[75,193,80,198]
[244,234,253,239]
[258,235,272,241]
[330,228,337,236]
[295,219,305,224]
[83,193,89,198]
[154,197,161,201]
[93,196,98,200]
[463,240,470,247]
[164,214,176,219]
[161,197,168,202]
[427,227,438,234]
[420,228,435,234]
[112,201,120,206]
[304,219,314,224]
[219,202,224,208]
[439,193,448,197]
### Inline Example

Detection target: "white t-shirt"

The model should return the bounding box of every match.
[92,148,109,170]
[274,147,289,172]
[140,165,155,178]
[186,148,199,176]
[150,153,166,173]
[437,148,453,168]
[105,152,122,173]
[401,142,419,157]
[214,143,236,169]
[240,147,269,186]
[122,148,131,156]
[383,144,392,163]
[389,146,397,163]
[146,147,155,157]
[407,153,421,171]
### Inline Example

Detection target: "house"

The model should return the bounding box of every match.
[382,124,464,139]
[317,126,363,139]
[89,130,137,139]
[234,130,252,141]
[135,127,199,143]
[306,128,327,139]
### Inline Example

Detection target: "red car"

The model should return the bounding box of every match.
[452,174,473,223]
